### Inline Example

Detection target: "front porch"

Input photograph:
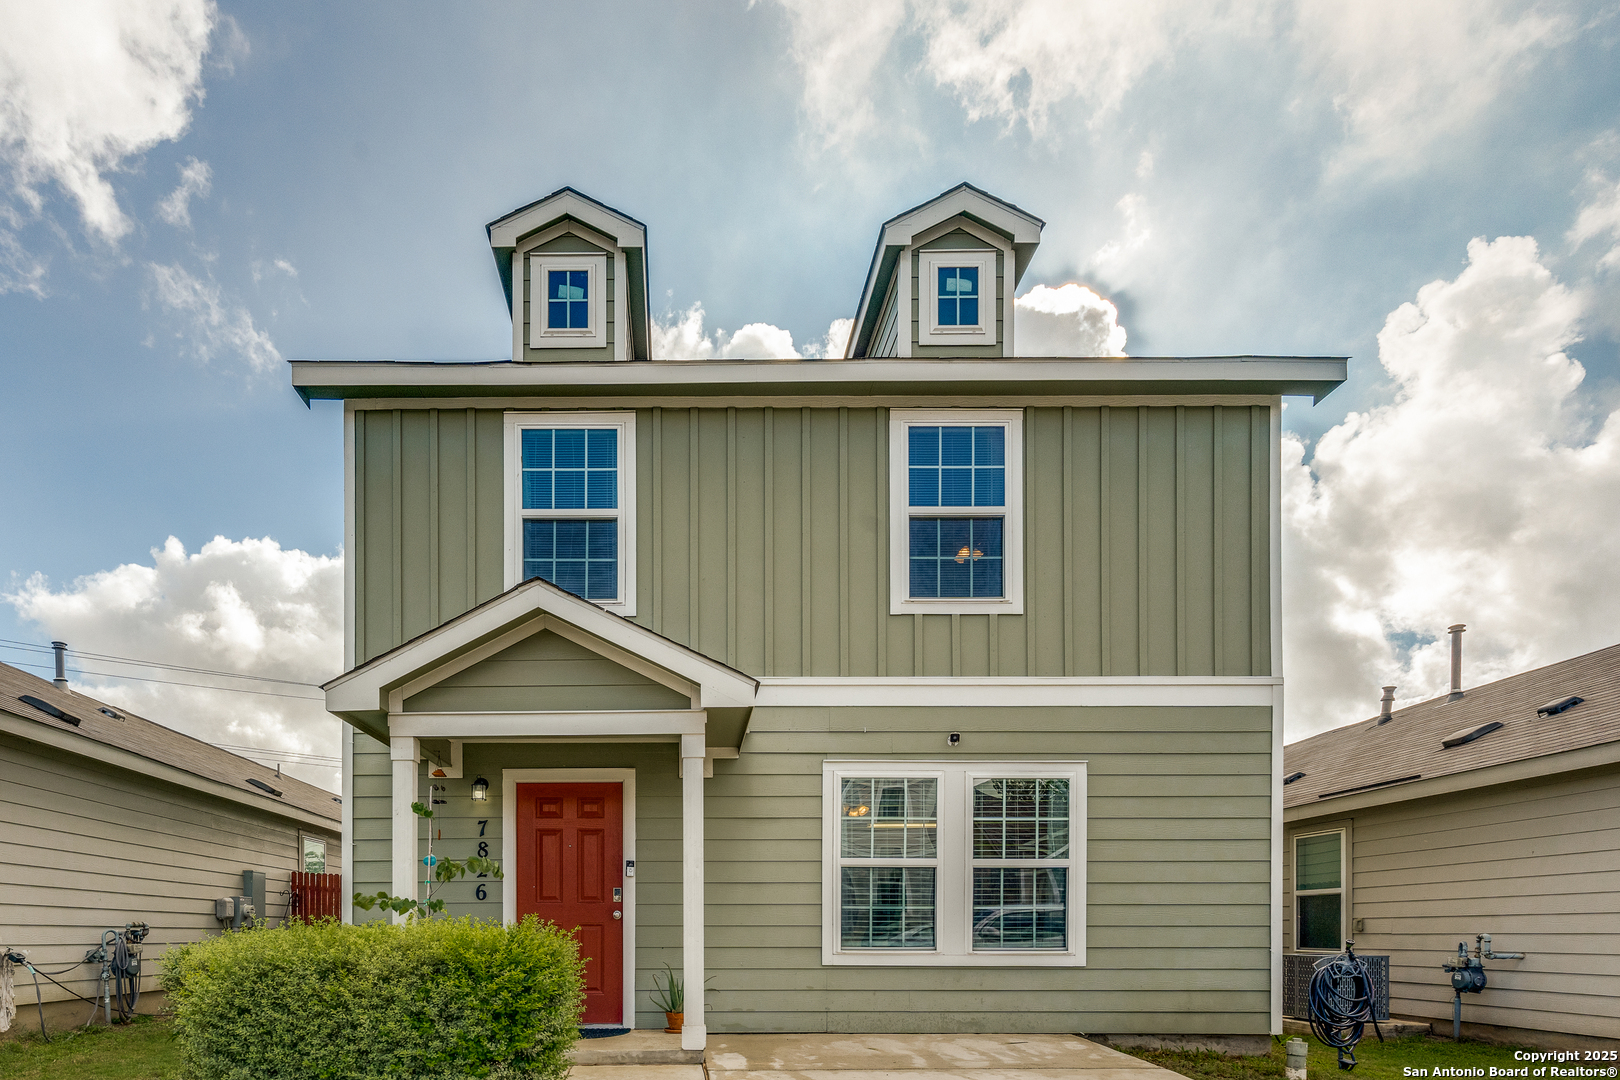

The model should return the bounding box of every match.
[325,577,760,1052]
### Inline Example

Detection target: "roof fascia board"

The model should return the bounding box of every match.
[326,581,755,714]
[0,711,340,831]
[1283,738,1620,823]
[489,192,645,251]
[292,357,1348,403]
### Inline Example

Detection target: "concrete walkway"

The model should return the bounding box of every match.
[570,1032,1182,1080]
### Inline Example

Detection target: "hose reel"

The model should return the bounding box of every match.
[1307,940,1384,1071]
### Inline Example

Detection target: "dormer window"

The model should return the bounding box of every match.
[937,266,979,327]
[919,250,994,345]
[529,254,606,349]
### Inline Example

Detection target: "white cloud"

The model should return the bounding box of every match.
[1567,174,1620,272]
[5,536,344,790]
[770,0,1574,170]
[1014,283,1128,356]
[1090,192,1151,271]
[652,303,852,360]
[148,260,282,371]
[156,156,212,228]
[0,0,217,242]
[1282,235,1620,739]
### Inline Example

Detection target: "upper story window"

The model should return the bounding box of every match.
[919,250,994,345]
[504,412,636,614]
[823,760,1086,967]
[889,410,1022,614]
[529,254,607,349]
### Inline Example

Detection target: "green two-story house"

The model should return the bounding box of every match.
[292,184,1345,1049]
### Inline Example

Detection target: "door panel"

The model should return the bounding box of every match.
[518,782,624,1025]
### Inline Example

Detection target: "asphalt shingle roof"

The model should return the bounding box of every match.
[0,661,340,824]
[1284,642,1620,809]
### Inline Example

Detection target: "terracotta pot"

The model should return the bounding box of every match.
[664,1011,683,1034]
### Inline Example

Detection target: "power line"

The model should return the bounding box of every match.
[217,744,341,767]
[3,659,324,701]
[0,638,324,689]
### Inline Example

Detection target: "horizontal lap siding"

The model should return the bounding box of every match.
[1286,770,1620,1040]
[703,704,1274,1034]
[0,737,335,1004]
[402,630,690,713]
[355,405,1273,677]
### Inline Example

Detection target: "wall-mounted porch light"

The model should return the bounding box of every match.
[471,776,490,802]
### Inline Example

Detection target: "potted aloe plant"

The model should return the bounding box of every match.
[650,963,684,1033]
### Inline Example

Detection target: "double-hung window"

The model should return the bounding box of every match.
[1294,830,1346,951]
[889,409,1022,614]
[529,254,607,349]
[824,761,1085,967]
[504,412,636,614]
[919,249,995,345]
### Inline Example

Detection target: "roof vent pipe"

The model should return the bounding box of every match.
[1377,685,1396,724]
[1448,624,1466,701]
[51,641,69,691]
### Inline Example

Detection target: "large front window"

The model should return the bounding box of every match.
[890,410,1022,613]
[506,413,636,612]
[824,762,1084,967]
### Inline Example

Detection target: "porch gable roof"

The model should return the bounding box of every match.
[323,576,757,741]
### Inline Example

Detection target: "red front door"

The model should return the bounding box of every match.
[517,783,624,1025]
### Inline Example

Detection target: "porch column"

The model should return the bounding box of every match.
[390,736,420,920]
[679,732,706,1051]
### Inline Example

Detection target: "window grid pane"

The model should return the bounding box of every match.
[973,778,1070,859]
[841,867,936,949]
[522,428,618,510]
[972,867,1066,950]
[936,266,980,327]
[547,269,589,329]
[909,518,1003,599]
[908,426,1004,508]
[522,519,618,600]
[841,778,938,859]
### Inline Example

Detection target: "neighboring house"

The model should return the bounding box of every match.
[292,184,1346,1048]
[0,660,341,1034]
[1282,642,1620,1047]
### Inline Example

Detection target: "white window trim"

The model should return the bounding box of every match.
[1292,828,1346,952]
[298,832,328,874]
[919,249,995,345]
[821,760,1086,967]
[504,411,637,616]
[502,768,636,1027]
[889,408,1023,615]
[530,254,607,349]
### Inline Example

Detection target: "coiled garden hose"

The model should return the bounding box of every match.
[1308,943,1384,1071]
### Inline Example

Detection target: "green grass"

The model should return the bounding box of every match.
[0,1016,182,1080]
[1118,1032,1555,1080]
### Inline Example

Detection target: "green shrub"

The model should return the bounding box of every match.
[160,916,584,1080]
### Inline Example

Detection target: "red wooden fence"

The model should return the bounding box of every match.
[289,871,342,922]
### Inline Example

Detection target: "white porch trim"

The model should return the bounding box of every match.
[502,768,638,1031]
[679,732,706,1051]
[389,736,420,919]
[390,710,705,740]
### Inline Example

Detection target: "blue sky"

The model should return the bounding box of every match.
[3,1,1619,786]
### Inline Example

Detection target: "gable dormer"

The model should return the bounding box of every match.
[487,188,652,362]
[847,184,1044,359]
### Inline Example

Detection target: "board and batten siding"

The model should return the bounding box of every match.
[351,704,1274,1032]
[1284,769,1620,1041]
[0,735,339,1009]
[352,405,1272,678]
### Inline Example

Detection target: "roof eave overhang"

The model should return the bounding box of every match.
[1283,738,1620,822]
[324,578,758,733]
[291,356,1349,403]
